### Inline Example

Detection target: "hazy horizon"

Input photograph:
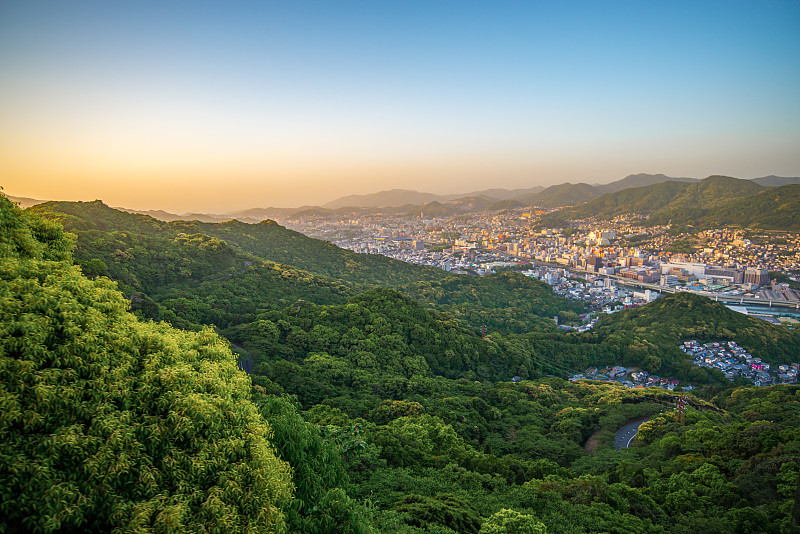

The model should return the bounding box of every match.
[2,1,799,212]
[7,170,665,212]
[8,171,800,214]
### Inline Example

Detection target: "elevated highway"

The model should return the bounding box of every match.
[516,257,800,311]
[606,275,800,310]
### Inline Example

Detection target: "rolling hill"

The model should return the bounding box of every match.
[690,184,800,230]
[320,173,799,212]
[402,270,582,334]
[323,189,444,209]
[322,186,547,209]
[645,176,766,225]
[25,198,584,338]
[506,175,698,208]
[452,185,545,200]
[538,175,796,229]
[516,182,602,207]
[320,175,702,210]
[5,194,48,208]
[590,291,800,369]
[9,174,798,224]
[413,196,499,217]
[6,191,800,534]
[594,173,697,194]
[28,200,449,288]
[750,175,800,187]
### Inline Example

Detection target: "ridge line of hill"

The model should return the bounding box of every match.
[539,176,800,231]
[7,173,799,219]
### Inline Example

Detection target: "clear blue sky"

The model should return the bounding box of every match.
[2,0,799,211]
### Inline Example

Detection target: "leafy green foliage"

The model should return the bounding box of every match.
[256,394,372,533]
[0,196,294,533]
[540,180,693,226]
[404,271,583,334]
[644,175,765,224]
[1,195,74,261]
[392,494,482,534]
[694,184,800,231]
[154,261,355,330]
[70,229,250,293]
[480,509,547,534]
[228,288,517,386]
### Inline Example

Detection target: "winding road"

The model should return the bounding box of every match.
[614,419,648,450]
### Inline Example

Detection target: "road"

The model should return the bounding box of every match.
[514,257,800,311]
[614,419,648,450]
[608,275,800,310]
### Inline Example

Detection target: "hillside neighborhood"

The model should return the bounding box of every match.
[682,340,799,386]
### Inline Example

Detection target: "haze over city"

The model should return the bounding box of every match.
[2,1,799,212]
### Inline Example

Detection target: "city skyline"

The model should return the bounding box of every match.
[2,1,799,212]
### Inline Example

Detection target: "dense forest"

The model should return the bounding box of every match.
[3,193,800,533]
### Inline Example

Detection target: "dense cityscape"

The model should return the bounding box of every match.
[281,206,800,320]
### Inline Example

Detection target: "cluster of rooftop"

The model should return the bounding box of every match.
[521,267,657,314]
[277,206,800,310]
[569,366,690,391]
[682,340,799,386]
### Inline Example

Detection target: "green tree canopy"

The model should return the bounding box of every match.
[0,194,293,533]
[479,509,547,534]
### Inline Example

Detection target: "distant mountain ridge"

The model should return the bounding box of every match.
[323,189,443,209]
[320,174,799,210]
[27,199,449,288]
[540,176,800,231]
[118,208,237,223]
[450,186,545,201]
[595,173,698,193]
[7,173,799,221]
[515,182,600,207]
[750,175,800,187]
[5,194,48,208]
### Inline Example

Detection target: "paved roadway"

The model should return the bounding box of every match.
[608,275,800,310]
[513,258,800,311]
[614,419,648,450]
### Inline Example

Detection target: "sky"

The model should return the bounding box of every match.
[2,0,799,212]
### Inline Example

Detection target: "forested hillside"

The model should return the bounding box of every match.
[687,184,800,231]
[4,193,800,533]
[517,182,602,207]
[644,176,765,225]
[28,200,449,287]
[589,291,800,367]
[0,195,295,532]
[402,271,584,334]
[539,176,800,231]
[27,200,583,335]
[542,181,692,225]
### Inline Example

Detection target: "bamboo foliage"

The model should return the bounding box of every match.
[0,194,293,533]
